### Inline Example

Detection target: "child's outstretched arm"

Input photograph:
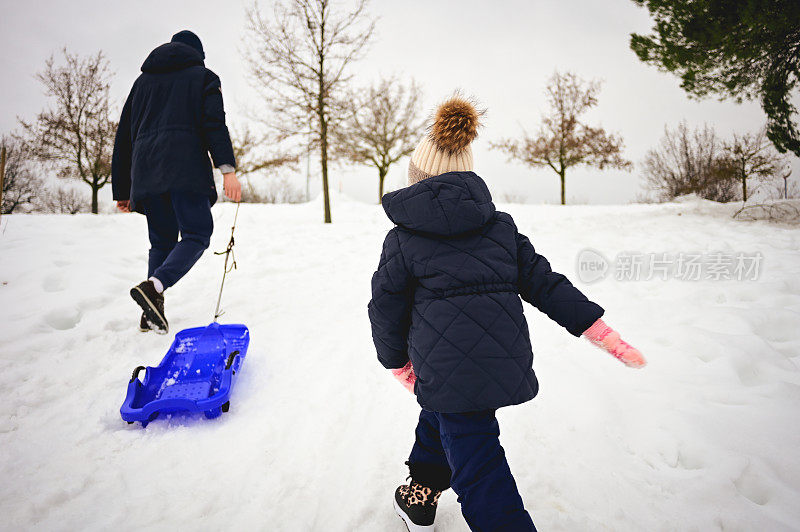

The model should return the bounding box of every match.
[516,230,646,368]
[368,230,414,372]
[516,231,605,336]
[582,318,646,368]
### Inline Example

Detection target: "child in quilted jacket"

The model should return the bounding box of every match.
[367,96,645,532]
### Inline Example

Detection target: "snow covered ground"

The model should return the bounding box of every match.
[1,194,799,531]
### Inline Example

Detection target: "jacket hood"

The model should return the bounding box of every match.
[171,30,205,59]
[382,171,496,237]
[141,42,204,74]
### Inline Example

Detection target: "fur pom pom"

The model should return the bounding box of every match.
[429,95,483,154]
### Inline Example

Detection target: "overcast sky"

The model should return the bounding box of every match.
[1,0,797,205]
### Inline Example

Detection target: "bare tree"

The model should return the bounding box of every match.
[229,124,298,202]
[702,160,740,202]
[232,124,298,178]
[722,128,782,202]
[1,135,42,214]
[492,71,631,205]
[38,186,88,214]
[243,0,376,223]
[241,175,306,204]
[19,49,116,214]
[643,121,739,202]
[337,77,424,202]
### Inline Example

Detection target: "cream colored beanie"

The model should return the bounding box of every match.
[408,96,482,185]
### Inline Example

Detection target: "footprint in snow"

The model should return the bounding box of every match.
[42,273,67,293]
[44,307,82,330]
[733,464,772,506]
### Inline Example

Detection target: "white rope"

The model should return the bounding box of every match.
[213,202,240,321]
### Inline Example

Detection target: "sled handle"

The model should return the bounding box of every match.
[130,366,146,383]
[226,351,240,371]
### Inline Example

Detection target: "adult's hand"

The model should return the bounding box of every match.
[116,200,131,213]
[223,172,242,203]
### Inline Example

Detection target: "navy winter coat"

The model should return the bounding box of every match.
[112,42,235,211]
[368,172,604,413]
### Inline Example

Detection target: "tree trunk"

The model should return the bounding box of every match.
[741,165,748,202]
[318,35,331,224]
[378,167,388,203]
[91,177,99,214]
[0,146,6,221]
[742,175,747,202]
[320,118,332,223]
[559,170,566,205]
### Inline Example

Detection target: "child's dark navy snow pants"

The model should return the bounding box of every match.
[141,191,213,290]
[408,409,536,531]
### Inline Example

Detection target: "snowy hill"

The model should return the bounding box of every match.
[1,195,799,531]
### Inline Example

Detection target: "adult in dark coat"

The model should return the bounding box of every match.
[112,30,241,334]
[370,97,646,532]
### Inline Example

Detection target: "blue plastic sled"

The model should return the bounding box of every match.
[121,322,250,427]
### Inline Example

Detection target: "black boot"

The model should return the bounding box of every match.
[138,312,151,332]
[394,480,441,531]
[130,280,168,334]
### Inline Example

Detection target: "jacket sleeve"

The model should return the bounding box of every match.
[516,231,604,336]
[368,230,414,369]
[111,89,133,201]
[201,71,236,169]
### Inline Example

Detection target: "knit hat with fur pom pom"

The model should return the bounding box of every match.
[408,95,483,185]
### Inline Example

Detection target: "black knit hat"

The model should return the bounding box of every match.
[171,30,204,59]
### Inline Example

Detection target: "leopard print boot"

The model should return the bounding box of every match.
[393,479,442,531]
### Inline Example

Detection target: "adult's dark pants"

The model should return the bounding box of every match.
[141,191,213,290]
[408,409,536,532]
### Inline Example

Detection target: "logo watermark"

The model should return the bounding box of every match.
[576,249,763,283]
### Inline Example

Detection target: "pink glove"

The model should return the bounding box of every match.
[391,361,417,393]
[582,319,646,368]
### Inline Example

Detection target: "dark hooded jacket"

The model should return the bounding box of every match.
[368,171,604,413]
[111,41,235,210]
